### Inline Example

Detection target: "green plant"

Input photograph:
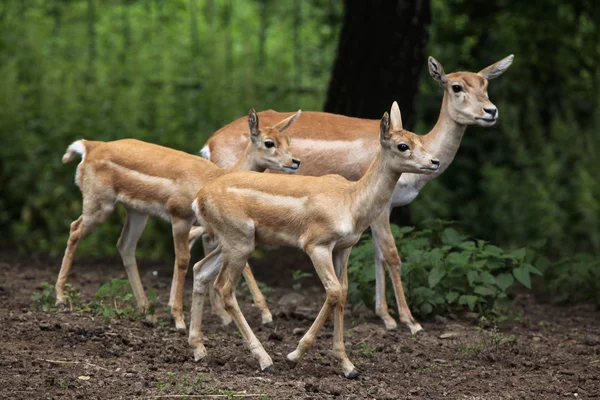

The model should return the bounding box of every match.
[90,278,158,322]
[348,220,545,316]
[31,282,57,312]
[358,343,377,356]
[541,253,600,307]
[291,269,313,290]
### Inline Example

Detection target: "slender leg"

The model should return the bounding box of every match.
[371,208,397,330]
[55,200,114,306]
[202,235,233,326]
[332,248,359,378]
[214,246,274,372]
[371,208,423,334]
[242,264,273,326]
[117,208,152,322]
[287,246,349,375]
[189,246,224,361]
[169,217,193,330]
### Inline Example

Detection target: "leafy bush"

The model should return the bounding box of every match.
[541,254,600,307]
[348,220,545,316]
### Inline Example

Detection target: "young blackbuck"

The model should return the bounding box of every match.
[188,103,439,378]
[198,55,513,333]
[56,109,301,330]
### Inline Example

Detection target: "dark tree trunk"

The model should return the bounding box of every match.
[324,0,431,227]
[324,0,430,128]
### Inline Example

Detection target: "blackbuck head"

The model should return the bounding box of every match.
[248,108,302,173]
[428,55,514,127]
[380,102,440,174]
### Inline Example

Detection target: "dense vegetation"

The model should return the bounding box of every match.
[1,0,598,307]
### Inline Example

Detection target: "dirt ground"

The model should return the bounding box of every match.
[1,251,599,399]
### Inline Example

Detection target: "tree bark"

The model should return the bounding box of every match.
[324,0,431,129]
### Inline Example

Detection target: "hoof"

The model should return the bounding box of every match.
[56,302,67,311]
[408,323,424,335]
[345,368,360,379]
[145,314,157,324]
[261,364,276,374]
[285,357,298,369]
[383,317,398,331]
[262,321,274,328]
[193,347,207,362]
[175,321,187,331]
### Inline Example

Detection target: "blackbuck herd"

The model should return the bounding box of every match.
[55,55,514,378]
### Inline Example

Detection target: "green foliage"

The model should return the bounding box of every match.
[91,278,158,322]
[291,269,313,290]
[0,0,341,257]
[31,282,57,312]
[348,221,544,316]
[413,0,600,259]
[31,278,158,322]
[541,254,600,307]
[31,282,87,312]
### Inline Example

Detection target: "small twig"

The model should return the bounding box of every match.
[355,332,376,346]
[590,359,600,364]
[37,358,109,371]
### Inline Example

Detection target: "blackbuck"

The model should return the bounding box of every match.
[56,109,301,330]
[188,103,439,378]
[197,55,514,333]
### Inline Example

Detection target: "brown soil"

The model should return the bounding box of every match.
[1,251,599,399]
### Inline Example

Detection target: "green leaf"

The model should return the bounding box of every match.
[513,266,532,289]
[480,245,504,258]
[478,271,496,285]
[510,247,527,262]
[524,263,543,276]
[459,295,478,311]
[467,270,479,286]
[474,286,496,296]
[428,267,446,288]
[441,227,467,246]
[496,273,514,291]
[460,240,477,251]
[445,291,459,303]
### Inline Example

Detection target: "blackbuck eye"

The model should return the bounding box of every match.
[397,144,409,152]
[452,84,463,93]
[264,140,275,148]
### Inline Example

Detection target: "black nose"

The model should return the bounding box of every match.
[484,107,497,117]
[431,159,440,166]
[292,159,301,166]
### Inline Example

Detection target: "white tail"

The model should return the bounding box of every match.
[62,140,86,163]
[199,145,211,160]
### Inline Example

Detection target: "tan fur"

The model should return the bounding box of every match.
[187,105,440,377]
[55,110,301,330]
[201,55,513,333]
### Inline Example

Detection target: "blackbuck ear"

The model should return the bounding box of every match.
[428,56,448,88]
[271,110,301,133]
[248,109,260,142]
[478,54,514,80]
[390,101,403,131]
[380,112,391,143]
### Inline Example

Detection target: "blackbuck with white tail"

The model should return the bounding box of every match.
[188,103,439,378]
[56,109,301,330]
[198,55,514,333]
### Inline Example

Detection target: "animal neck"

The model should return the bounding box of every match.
[419,94,468,178]
[349,149,401,232]
[228,143,265,173]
